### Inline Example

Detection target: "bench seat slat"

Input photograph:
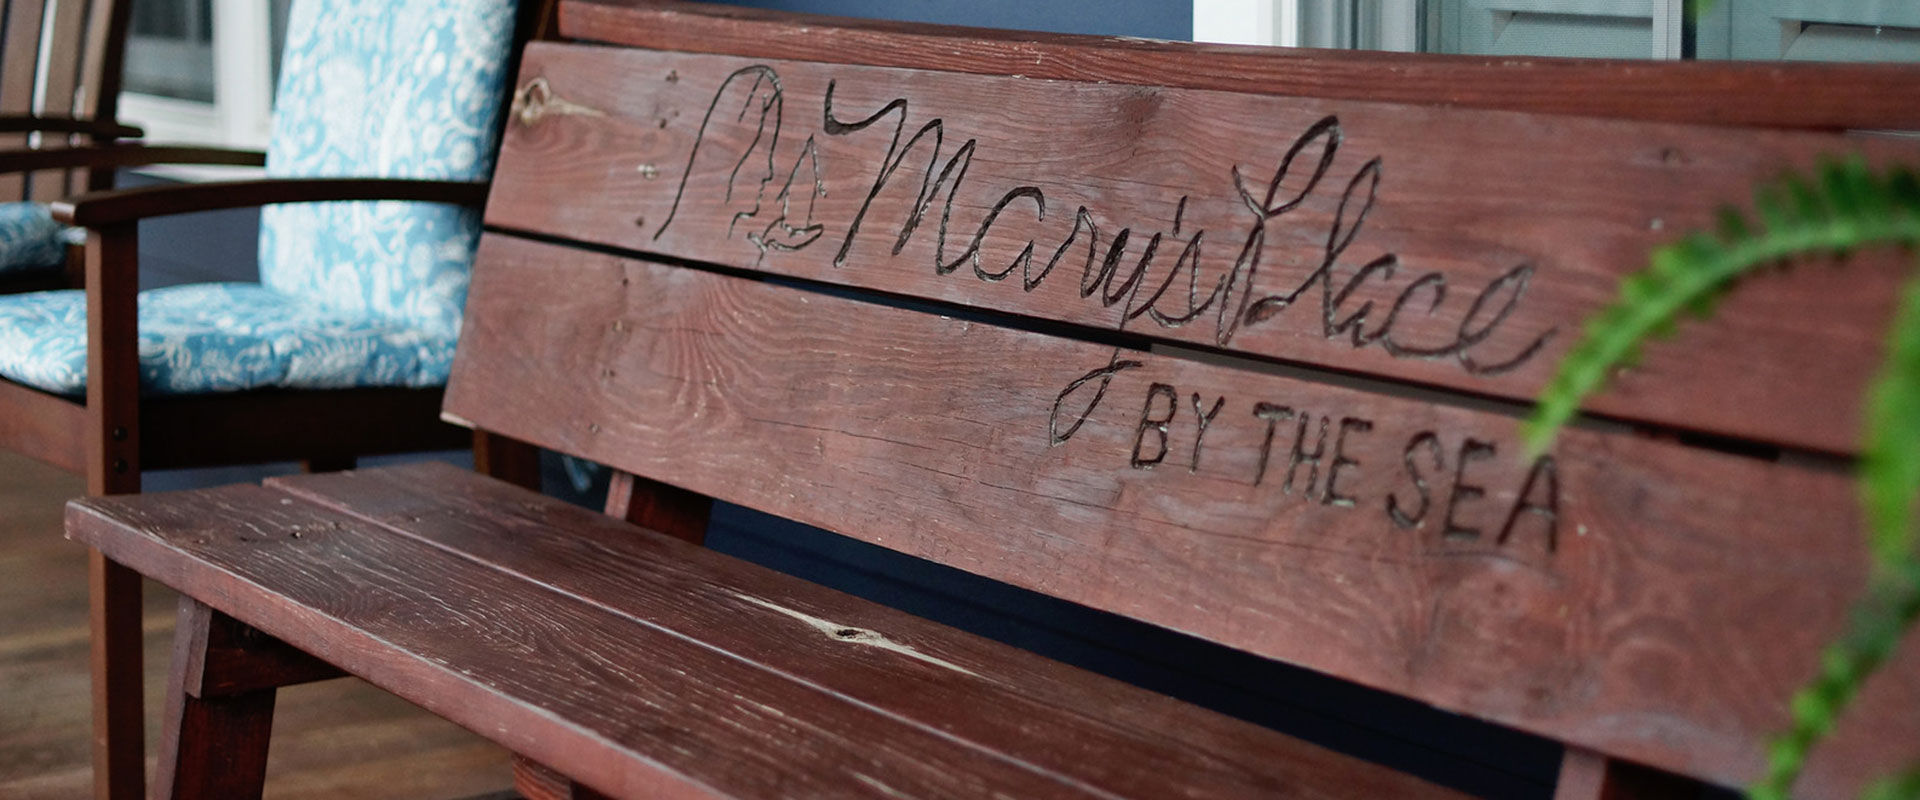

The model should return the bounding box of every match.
[67,478,1464,800]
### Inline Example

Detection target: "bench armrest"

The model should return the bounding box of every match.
[52,177,491,227]
[0,144,264,177]
[0,114,143,139]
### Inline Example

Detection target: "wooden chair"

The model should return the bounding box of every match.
[0,0,276,294]
[0,0,139,291]
[0,1,553,797]
[63,2,1920,798]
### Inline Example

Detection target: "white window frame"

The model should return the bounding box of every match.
[118,0,275,177]
[1193,0,1299,46]
[1195,0,1679,57]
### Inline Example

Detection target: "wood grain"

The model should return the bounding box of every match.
[0,378,83,473]
[0,115,142,137]
[447,235,1920,797]
[0,143,264,174]
[560,0,1920,131]
[140,387,467,471]
[170,596,343,699]
[271,461,1457,800]
[76,0,133,193]
[68,481,1455,800]
[53,178,490,226]
[84,224,144,800]
[604,469,710,543]
[471,430,542,491]
[153,599,276,800]
[1553,749,1698,800]
[487,43,1920,456]
[0,0,47,200]
[0,447,513,799]
[31,0,87,200]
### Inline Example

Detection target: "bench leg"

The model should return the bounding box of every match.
[1554,747,1702,800]
[605,469,711,544]
[300,455,357,473]
[474,430,542,491]
[154,597,346,800]
[513,756,613,800]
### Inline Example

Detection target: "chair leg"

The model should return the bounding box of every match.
[89,551,146,800]
[152,599,290,800]
[87,222,147,800]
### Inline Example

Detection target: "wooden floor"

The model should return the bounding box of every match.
[0,448,512,799]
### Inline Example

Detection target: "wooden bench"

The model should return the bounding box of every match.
[63,1,1920,798]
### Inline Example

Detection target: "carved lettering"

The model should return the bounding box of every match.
[1252,402,1295,488]
[1132,383,1178,469]
[1286,414,1330,499]
[658,69,1558,376]
[1388,431,1443,529]
[1325,417,1371,508]
[1497,456,1559,553]
[1189,393,1226,474]
[1048,352,1143,446]
[1442,438,1497,541]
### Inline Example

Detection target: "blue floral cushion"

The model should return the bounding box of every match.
[0,202,70,275]
[0,284,456,395]
[257,0,518,339]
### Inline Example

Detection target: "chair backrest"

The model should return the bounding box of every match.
[451,1,1920,796]
[257,0,520,337]
[0,0,131,200]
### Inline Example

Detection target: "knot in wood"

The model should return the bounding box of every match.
[510,77,607,127]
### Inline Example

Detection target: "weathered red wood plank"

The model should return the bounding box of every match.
[446,235,1920,798]
[66,485,1148,800]
[268,461,1462,800]
[561,0,1920,131]
[487,43,1918,456]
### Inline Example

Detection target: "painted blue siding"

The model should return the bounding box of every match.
[704,0,1191,39]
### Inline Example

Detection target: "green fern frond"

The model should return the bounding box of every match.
[1521,157,1920,800]
[1522,158,1920,458]
[1750,555,1920,800]
[1863,278,1920,566]
[1864,761,1920,800]
[1750,277,1920,799]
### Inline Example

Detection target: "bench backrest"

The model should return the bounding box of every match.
[449,1,1920,796]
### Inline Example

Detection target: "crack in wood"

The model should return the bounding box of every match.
[729,592,979,677]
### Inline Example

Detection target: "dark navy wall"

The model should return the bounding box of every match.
[704,0,1191,40]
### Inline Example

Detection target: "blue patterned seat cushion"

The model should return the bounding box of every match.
[258,0,518,340]
[0,284,456,395]
[0,0,517,397]
[0,202,78,275]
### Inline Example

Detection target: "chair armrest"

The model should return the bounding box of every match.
[52,178,491,227]
[0,144,265,176]
[0,114,143,139]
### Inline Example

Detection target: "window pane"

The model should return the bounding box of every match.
[270,0,292,89]
[123,0,215,102]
